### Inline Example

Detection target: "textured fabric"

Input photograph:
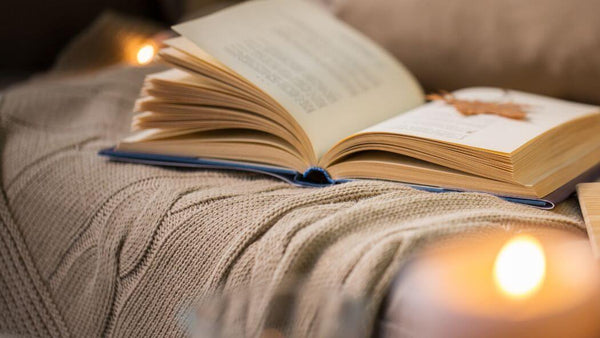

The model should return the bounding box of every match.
[0,65,586,337]
[312,0,600,105]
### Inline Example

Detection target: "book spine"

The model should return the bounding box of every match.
[293,167,337,187]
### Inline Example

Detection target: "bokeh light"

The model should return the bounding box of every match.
[136,43,155,65]
[494,235,546,298]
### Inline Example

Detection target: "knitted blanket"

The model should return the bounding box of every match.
[0,66,585,337]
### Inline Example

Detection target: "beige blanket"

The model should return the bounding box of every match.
[0,66,585,337]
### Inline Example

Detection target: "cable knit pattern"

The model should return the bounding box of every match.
[0,65,585,337]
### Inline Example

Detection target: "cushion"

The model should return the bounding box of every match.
[314,0,600,105]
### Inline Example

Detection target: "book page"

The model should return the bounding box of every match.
[362,87,600,154]
[173,0,424,158]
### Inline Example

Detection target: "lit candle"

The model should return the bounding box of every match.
[493,235,546,298]
[384,229,600,338]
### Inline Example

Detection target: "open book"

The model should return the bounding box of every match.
[100,0,600,209]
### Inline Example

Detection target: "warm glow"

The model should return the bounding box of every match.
[494,235,546,298]
[136,44,155,65]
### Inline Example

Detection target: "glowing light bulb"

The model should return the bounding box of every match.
[136,44,155,65]
[494,235,546,298]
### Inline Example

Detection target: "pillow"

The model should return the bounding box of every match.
[313,0,600,105]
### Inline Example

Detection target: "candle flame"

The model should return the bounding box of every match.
[494,235,546,298]
[136,44,155,65]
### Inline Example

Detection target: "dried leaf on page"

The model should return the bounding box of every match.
[426,92,528,120]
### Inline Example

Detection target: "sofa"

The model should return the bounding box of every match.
[1,0,597,336]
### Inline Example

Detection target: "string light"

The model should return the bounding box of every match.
[136,43,156,65]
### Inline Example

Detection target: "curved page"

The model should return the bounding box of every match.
[173,0,424,158]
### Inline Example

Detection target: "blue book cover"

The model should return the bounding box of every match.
[97,147,585,209]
